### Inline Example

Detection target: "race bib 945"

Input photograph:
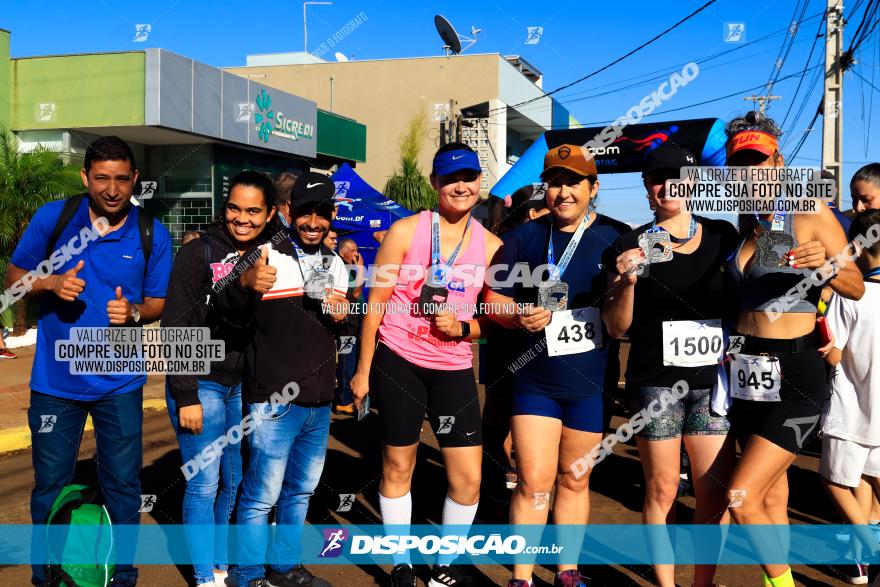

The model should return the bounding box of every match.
[729,353,782,402]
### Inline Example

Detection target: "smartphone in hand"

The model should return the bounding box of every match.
[817,316,833,347]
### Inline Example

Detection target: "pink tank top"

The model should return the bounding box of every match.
[378,211,486,370]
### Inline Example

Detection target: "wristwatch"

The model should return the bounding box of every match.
[130,305,141,324]
[459,320,471,339]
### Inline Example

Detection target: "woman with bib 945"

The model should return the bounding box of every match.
[723,111,863,587]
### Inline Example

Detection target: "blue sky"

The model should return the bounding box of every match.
[1,0,878,224]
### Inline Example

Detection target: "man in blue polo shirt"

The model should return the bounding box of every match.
[4,136,172,587]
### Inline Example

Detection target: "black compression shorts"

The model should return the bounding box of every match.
[370,343,482,448]
[728,333,829,455]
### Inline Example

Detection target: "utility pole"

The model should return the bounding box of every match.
[823,0,845,205]
[744,95,781,114]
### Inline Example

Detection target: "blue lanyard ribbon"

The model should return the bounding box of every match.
[864,267,880,280]
[430,211,471,287]
[647,215,698,244]
[755,211,786,232]
[547,213,591,281]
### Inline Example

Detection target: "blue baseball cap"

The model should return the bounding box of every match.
[433,149,482,177]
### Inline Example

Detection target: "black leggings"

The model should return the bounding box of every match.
[371,344,483,448]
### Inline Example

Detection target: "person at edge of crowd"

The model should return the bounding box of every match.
[605,142,739,587]
[722,111,864,587]
[0,326,16,359]
[479,184,549,521]
[351,142,502,587]
[162,172,277,587]
[5,136,173,587]
[273,171,297,226]
[819,209,880,585]
[333,236,365,415]
[851,163,880,213]
[216,172,349,587]
[485,144,630,587]
[182,229,202,246]
[840,162,880,583]
[324,228,339,251]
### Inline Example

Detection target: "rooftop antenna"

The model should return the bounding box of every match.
[304,2,332,53]
[434,15,480,55]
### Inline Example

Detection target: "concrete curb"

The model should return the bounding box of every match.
[0,398,167,455]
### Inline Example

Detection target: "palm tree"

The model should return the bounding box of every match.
[0,125,82,334]
[383,113,438,211]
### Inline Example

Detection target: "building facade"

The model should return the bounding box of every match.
[0,30,367,246]
[225,52,573,194]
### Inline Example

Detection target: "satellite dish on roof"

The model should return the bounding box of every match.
[434,14,480,55]
[334,52,349,62]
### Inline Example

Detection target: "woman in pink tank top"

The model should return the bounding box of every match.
[351,143,502,587]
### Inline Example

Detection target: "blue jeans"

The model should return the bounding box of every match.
[335,338,358,406]
[167,380,243,585]
[234,402,330,583]
[29,388,143,587]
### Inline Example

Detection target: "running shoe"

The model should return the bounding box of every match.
[390,563,417,587]
[333,403,355,416]
[507,581,531,587]
[247,581,270,587]
[0,349,16,359]
[427,564,473,586]
[554,569,586,587]
[266,565,331,587]
[833,563,869,585]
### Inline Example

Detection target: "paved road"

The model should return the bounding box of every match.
[0,400,851,586]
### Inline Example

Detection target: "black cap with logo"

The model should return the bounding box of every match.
[642,142,698,177]
[291,171,335,209]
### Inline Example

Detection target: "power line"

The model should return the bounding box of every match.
[780,6,827,128]
[488,0,720,114]
[765,0,811,98]
[553,13,824,104]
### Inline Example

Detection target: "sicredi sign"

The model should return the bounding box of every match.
[253,89,315,143]
[145,49,318,158]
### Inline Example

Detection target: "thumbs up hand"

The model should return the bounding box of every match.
[107,286,133,325]
[52,260,86,301]
[241,246,277,294]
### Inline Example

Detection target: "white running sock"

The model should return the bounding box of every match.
[437,495,478,567]
[379,491,413,566]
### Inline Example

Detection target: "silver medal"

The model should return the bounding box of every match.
[538,281,569,311]
[638,231,673,264]
[755,231,795,269]
[305,272,333,300]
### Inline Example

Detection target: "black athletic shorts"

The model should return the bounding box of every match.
[728,332,830,455]
[371,343,482,448]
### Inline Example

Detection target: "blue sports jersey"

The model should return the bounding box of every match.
[11,197,172,399]
[492,214,628,398]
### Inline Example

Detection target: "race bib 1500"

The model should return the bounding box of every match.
[662,319,724,367]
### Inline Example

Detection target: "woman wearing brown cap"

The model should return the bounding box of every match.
[486,144,630,587]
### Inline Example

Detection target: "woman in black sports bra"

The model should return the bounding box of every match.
[722,111,864,587]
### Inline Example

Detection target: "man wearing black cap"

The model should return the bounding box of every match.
[223,172,349,587]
